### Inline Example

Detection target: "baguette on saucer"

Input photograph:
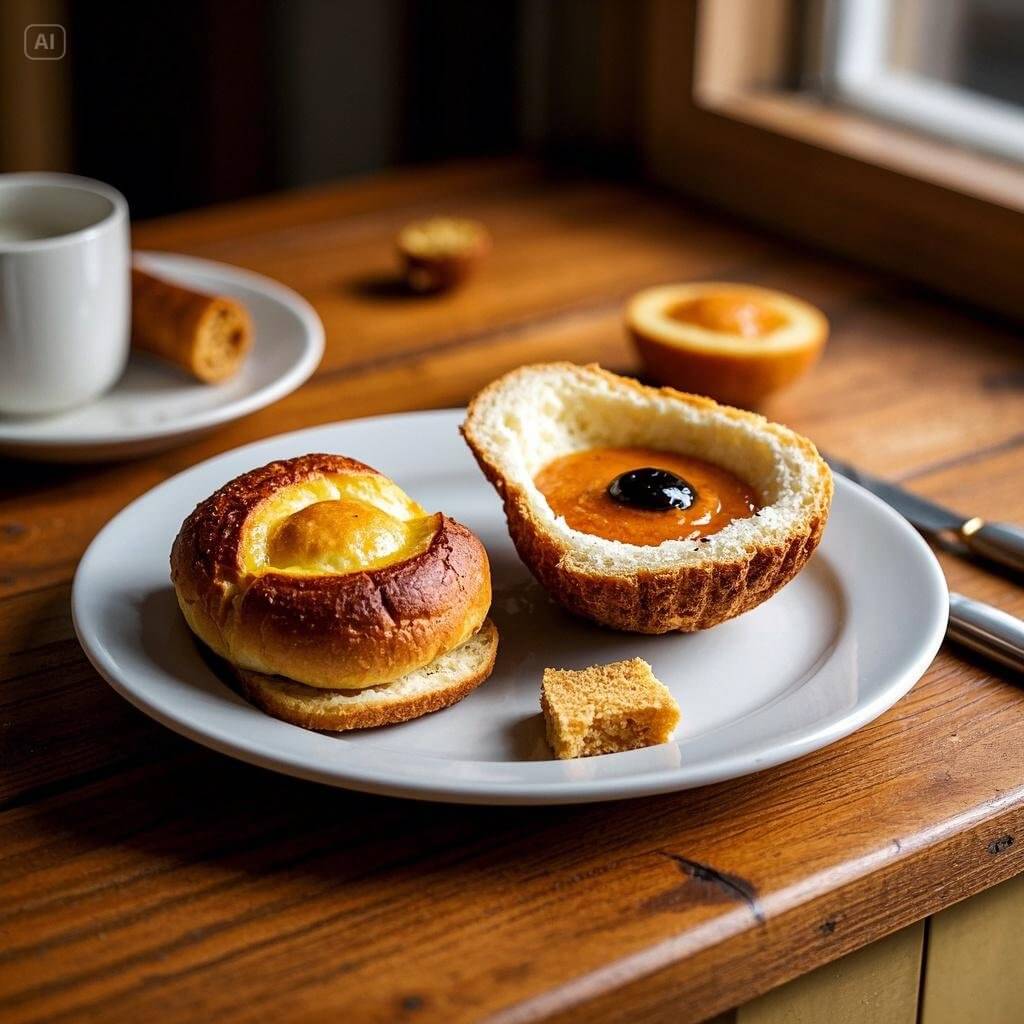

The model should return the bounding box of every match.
[132,267,252,383]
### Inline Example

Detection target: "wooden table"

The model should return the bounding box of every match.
[2,160,1023,1024]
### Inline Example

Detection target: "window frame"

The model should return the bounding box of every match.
[639,0,1024,322]
[827,0,1024,164]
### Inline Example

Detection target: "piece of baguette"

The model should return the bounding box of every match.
[541,658,680,759]
[462,363,832,633]
[131,267,253,383]
[230,619,498,732]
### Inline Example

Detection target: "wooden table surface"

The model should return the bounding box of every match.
[2,160,1023,1024]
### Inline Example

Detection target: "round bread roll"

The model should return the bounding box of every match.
[396,217,491,292]
[171,453,493,690]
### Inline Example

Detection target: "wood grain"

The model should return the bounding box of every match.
[142,179,776,377]
[2,160,1024,1023]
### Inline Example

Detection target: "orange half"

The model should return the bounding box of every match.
[627,282,828,408]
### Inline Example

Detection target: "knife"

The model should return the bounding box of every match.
[946,593,1024,675]
[824,454,1024,674]
[824,454,1024,578]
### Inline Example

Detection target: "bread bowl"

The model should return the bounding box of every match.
[171,453,496,729]
[462,363,832,633]
[628,282,828,408]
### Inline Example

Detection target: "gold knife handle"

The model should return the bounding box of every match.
[960,518,1024,577]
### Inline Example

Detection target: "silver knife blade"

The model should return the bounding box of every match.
[823,454,965,535]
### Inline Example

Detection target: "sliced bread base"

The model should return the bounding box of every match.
[231,619,498,732]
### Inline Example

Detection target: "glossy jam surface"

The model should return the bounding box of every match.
[535,447,759,546]
[668,295,787,339]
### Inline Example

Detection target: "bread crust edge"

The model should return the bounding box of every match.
[170,453,492,686]
[229,619,499,731]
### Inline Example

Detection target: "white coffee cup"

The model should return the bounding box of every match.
[0,173,130,416]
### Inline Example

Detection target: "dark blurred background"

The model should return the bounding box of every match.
[0,0,1019,252]
[70,0,521,217]
[2,0,640,219]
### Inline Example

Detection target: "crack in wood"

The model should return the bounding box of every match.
[646,852,766,924]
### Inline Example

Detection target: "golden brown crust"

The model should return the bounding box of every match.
[462,363,832,633]
[229,620,499,732]
[631,327,826,411]
[400,251,479,292]
[171,453,492,687]
[131,267,252,383]
[541,658,680,758]
[505,495,827,632]
[173,454,371,592]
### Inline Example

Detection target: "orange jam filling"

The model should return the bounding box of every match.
[668,295,787,339]
[534,447,759,546]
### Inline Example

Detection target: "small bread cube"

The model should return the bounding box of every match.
[541,658,680,759]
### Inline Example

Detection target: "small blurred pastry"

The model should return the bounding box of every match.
[131,267,253,383]
[627,282,828,408]
[397,217,490,293]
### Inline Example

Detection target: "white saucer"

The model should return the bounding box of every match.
[72,409,948,804]
[0,252,323,461]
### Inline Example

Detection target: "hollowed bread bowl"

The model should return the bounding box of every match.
[462,363,832,633]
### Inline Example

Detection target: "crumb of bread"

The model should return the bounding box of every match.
[541,658,680,759]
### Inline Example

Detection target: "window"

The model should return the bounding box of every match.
[640,0,1024,321]
[826,0,1024,163]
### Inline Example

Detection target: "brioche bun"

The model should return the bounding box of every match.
[171,453,492,689]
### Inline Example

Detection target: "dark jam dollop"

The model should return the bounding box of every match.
[607,468,696,511]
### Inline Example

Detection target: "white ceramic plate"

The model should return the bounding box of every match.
[0,252,324,461]
[72,409,948,804]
